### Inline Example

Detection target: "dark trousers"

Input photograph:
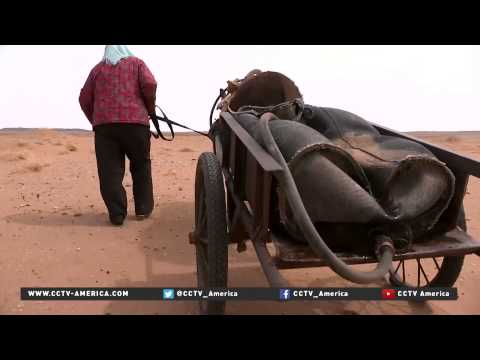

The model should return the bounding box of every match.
[94,123,154,218]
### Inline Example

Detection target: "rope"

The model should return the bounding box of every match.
[150,105,209,141]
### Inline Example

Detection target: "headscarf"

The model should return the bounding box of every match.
[102,45,134,65]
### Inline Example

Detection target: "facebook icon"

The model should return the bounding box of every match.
[279,289,291,301]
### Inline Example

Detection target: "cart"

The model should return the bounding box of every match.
[189,107,480,315]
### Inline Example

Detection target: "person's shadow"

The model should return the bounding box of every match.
[101,200,318,314]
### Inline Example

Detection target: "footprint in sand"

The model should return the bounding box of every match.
[10,163,51,174]
[0,152,28,162]
[179,147,194,153]
[164,169,177,177]
[26,164,44,172]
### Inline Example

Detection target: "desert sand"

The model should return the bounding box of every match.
[0,128,479,315]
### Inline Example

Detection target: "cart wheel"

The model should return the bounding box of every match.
[388,206,466,288]
[194,152,228,315]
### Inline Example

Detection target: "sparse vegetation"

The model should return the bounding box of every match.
[446,136,459,143]
[66,144,77,152]
[26,163,42,172]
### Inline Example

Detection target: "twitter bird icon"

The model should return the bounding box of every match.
[163,288,175,300]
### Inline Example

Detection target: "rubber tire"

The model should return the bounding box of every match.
[389,206,466,288]
[194,152,228,315]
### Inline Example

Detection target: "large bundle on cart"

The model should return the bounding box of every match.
[214,70,455,256]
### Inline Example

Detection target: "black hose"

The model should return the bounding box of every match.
[257,115,395,284]
[209,89,226,128]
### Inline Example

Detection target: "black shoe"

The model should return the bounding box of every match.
[110,214,125,226]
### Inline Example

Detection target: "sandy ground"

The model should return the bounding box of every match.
[0,129,479,315]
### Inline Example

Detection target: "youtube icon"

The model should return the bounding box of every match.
[382,289,397,299]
